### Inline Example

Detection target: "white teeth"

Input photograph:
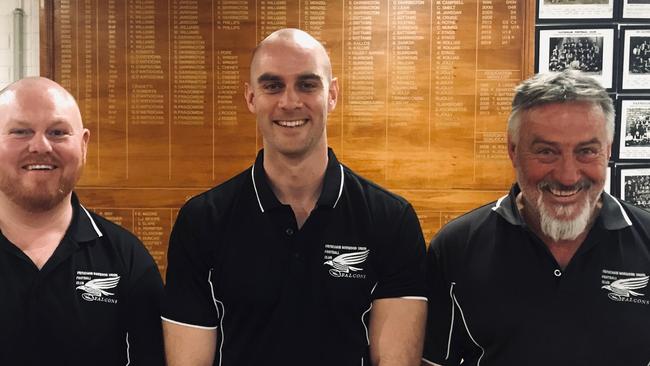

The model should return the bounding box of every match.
[275,119,307,127]
[26,164,54,171]
[550,188,579,197]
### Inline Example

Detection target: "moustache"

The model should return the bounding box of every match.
[19,155,59,166]
[538,179,592,193]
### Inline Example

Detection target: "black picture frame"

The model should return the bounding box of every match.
[616,163,650,211]
[620,0,650,21]
[618,26,650,92]
[605,163,613,195]
[614,96,650,161]
[537,0,616,23]
[535,24,618,91]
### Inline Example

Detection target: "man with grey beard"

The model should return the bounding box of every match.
[422,70,650,366]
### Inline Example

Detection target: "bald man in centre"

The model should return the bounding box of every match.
[162,28,428,365]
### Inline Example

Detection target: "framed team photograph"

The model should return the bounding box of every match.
[617,165,650,211]
[616,97,650,160]
[621,0,650,21]
[536,25,617,90]
[619,27,650,92]
[537,0,616,23]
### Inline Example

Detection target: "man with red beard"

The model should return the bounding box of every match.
[422,71,650,366]
[0,77,164,365]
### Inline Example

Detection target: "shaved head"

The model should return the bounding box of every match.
[0,77,83,131]
[250,28,333,84]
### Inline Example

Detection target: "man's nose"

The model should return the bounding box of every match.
[554,154,581,186]
[278,87,303,109]
[28,133,53,153]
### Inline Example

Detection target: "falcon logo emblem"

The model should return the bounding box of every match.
[76,276,121,302]
[324,250,369,277]
[602,275,649,301]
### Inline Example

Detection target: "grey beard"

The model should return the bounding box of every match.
[536,192,596,242]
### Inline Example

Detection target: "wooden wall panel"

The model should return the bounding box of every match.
[41,0,536,276]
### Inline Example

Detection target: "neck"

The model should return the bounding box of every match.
[263,146,328,228]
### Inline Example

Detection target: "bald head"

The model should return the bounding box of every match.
[250,28,332,84]
[0,77,83,131]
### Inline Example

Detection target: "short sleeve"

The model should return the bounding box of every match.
[162,202,219,328]
[372,204,427,300]
[422,232,465,365]
[124,261,165,365]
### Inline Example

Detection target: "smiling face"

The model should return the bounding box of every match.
[0,78,89,212]
[508,101,611,241]
[245,31,338,159]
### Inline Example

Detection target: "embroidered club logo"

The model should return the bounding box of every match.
[601,269,649,305]
[76,271,120,304]
[324,244,369,279]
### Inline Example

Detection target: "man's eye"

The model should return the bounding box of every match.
[263,83,283,93]
[577,148,599,161]
[9,129,31,136]
[537,149,555,155]
[299,81,318,91]
[48,129,70,138]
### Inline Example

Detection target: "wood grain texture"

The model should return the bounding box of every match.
[40,0,535,274]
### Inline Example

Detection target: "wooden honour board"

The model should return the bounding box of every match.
[40,0,536,276]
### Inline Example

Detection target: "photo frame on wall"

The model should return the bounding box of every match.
[605,164,613,194]
[621,0,650,21]
[617,164,650,211]
[615,96,650,160]
[619,27,650,92]
[537,0,616,23]
[536,25,617,91]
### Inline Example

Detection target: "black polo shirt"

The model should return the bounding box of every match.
[163,148,427,366]
[423,184,650,366]
[0,193,164,366]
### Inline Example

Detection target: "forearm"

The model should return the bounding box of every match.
[163,320,217,366]
[369,298,427,366]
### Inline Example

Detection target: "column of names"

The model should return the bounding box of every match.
[128,0,165,126]
[172,0,208,126]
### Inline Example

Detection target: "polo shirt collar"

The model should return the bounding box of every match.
[69,192,104,243]
[492,184,633,231]
[599,191,633,230]
[491,184,526,226]
[0,192,103,270]
[251,148,345,213]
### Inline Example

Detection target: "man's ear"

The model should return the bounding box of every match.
[244,82,255,114]
[81,128,90,164]
[327,77,339,113]
[507,135,517,169]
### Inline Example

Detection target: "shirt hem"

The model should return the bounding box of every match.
[421,357,441,366]
[161,316,218,330]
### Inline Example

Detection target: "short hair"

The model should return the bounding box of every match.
[507,70,614,143]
